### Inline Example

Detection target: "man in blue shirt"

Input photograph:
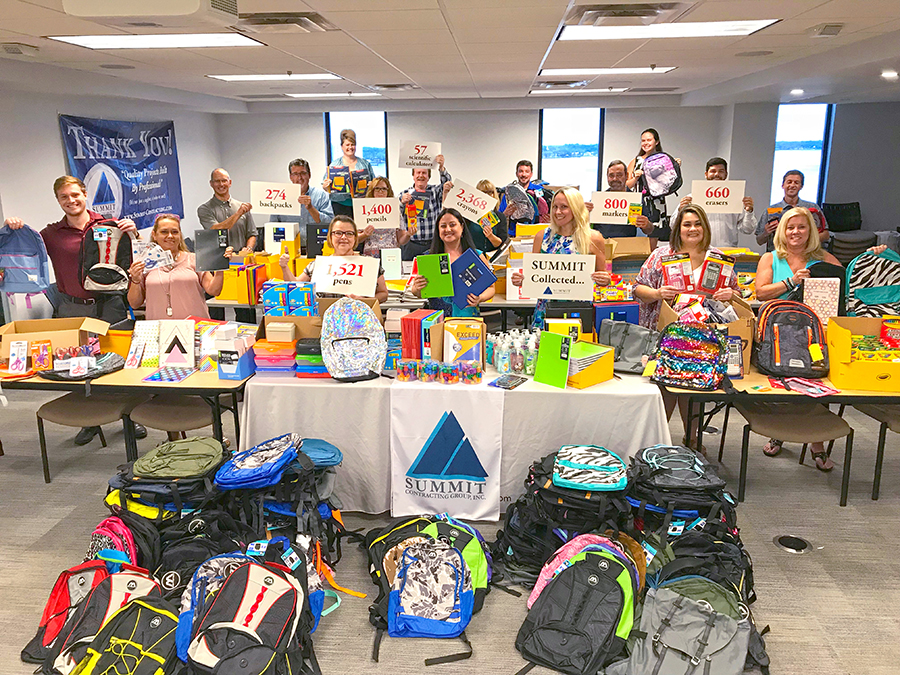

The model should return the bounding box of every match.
[398,154,450,260]
[269,158,333,247]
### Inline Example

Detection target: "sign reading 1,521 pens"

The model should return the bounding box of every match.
[310,255,379,297]
[398,140,441,169]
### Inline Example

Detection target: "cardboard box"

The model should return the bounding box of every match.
[492,264,507,296]
[255,297,382,341]
[828,317,900,392]
[568,343,614,389]
[218,348,255,380]
[658,297,755,369]
[0,317,109,361]
[427,317,486,368]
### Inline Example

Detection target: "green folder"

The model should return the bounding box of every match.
[416,253,454,299]
[534,330,572,389]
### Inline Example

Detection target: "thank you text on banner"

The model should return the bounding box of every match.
[59,114,184,230]
[391,383,503,520]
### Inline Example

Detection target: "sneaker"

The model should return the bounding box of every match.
[133,423,148,439]
[74,426,101,446]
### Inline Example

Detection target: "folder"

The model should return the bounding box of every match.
[415,253,454,299]
[451,248,497,309]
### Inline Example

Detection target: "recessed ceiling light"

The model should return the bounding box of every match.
[285,92,380,98]
[540,67,676,76]
[99,64,135,70]
[882,69,899,80]
[559,19,779,41]
[48,34,263,49]
[790,88,805,95]
[529,88,628,95]
[208,73,340,82]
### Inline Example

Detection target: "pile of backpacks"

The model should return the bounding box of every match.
[22,432,350,674]
[494,443,769,675]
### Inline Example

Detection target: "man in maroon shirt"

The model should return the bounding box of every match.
[4,175,147,444]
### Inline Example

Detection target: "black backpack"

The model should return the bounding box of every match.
[79,220,135,293]
[754,300,828,378]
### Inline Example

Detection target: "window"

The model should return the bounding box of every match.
[325,111,388,178]
[538,108,603,198]
[770,103,833,204]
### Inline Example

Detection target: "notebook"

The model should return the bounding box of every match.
[451,248,497,309]
[534,330,571,389]
[415,253,454,298]
[194,229,230,272]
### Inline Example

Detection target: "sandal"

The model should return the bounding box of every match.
[763,439,783,457]
[810,450,834,472]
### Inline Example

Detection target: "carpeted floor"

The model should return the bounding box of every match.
[2,388,898,674]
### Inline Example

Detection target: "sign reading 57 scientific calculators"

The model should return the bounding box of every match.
[442,179,498,222]
[310,255,379,297]
[398,140,441,169]
[250,181,300,216]
[521,253,595,301]
[589,191,642,225]
[353,197,397,231]
[690,180,746,214]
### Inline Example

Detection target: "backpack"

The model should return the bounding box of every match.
[83,516,138,565]
[0,223,51,293]
[659,531,756,606]
[68,595,179,675]
[42,567,161,675]
[214,433,303,491]
[187,557,316,675]
[516,549,635,675]
[79,220,135,293]
[639,152,682,198]
[604,577,751,675]
[115,511,162,573]
[785,260,847,317]
[388,539,474,662]
[38,352,125,382]
[321,296,387,382]
[552,445,627,492]
[22,561,110,665]
[597,319,660,374]
[846,249,900,317]
[754,299,828,378]
[651,322,729,391]
[420,516,492,613]
[132,435,226,480]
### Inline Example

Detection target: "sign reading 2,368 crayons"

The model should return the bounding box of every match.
[442,179,498,222]
[521,253,595,301]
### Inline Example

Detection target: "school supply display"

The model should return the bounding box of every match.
[754,300,828,378]
[414,253,454,298]
[661,252,693,292]
[533,330,571,389]
[0,222,51,293]
[400,309,443,360]
[651,322,729,391]
[488,374,528,389]
[253,338,297,376]
[131,240,175,273]
[442,317,485,364]
[38,352,125,381]
[158,319,194,368]
[451,248,496,309]
[193,228,230,272]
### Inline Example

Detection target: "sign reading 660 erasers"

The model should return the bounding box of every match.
[691,180,745,214]
[398,140,441,169]
[522,253,595,301]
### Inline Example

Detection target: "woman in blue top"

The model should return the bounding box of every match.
[409,207,495,317]
[322,128,375,218]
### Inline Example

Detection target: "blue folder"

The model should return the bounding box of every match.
[451,248,497,309]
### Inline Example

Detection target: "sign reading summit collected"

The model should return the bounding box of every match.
[521,252,595,301]
[59,114,184,230]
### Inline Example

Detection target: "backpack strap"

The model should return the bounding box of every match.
[372,627,385,662]
[687,612,717,675]
[514,662,537,675]
[423,630,473,666]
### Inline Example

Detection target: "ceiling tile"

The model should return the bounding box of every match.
[352,29,455,45]
[324,10,447,31]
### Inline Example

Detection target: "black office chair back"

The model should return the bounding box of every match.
[822,202,862,232]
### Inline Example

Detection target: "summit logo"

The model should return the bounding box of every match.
[405,411,487,501]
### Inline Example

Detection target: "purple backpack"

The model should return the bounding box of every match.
[640,152,683,198]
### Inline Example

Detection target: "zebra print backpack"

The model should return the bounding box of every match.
[552,445,628,491]
[846,249,900,317]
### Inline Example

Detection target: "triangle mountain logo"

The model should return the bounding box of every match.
[407,411,488,482]
[94,171,116,206]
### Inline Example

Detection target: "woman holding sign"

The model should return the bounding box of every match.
[127,214,231,320]
[280,215,388,303]
[467,180,509,254]
[409,208,495,317]
[323,129,375,218]
[510,187,610,328]
[357,177,410,257]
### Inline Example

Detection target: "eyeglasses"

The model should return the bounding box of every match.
[373,186,389,192]
[331,230,355,238]
[290,171,310,178]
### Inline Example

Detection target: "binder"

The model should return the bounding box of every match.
[451,248,497,309]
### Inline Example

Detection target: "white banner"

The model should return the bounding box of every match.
[391,383,503,520]
[589,191,642,225]
[353,197,398,231]
[690,180,746,214]
[521,253,595,301]
[442,178,498,222]
[250,181,300,216]
[398,140,441,169]
[310,255,379,297]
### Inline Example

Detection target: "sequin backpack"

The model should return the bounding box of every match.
[650,322,729,391]
[321,296,387,382]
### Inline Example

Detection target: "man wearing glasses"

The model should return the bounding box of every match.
[270,158,334,246]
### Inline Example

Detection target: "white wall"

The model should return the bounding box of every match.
[387,111,540,190]
[0,90,220,230]
[826,102,900,233]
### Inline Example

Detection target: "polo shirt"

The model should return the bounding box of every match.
[196,196,256,250]
[41,210,106,299]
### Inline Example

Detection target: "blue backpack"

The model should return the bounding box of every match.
[0,224,51,293]
[214,433,303,490]
[300,438,343,467]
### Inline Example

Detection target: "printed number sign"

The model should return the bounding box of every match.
[522,253,595,301]
[310,255,379,297]
[353,197,397,231]
[250,181,301,215]
[398,140,441,169]
[589,191,642,225]
[690,180,746,214]
[442,179,498,222]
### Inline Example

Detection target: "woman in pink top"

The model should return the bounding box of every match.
[127,214,229,320]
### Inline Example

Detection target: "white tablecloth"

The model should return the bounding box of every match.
[241,373,671,513]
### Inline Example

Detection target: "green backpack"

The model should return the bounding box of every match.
[421,519,491,612]
[132,436,226,479]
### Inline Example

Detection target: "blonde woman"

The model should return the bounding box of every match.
[468,179,509,253]
[511,187,610,327]
[356,176,410,257]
